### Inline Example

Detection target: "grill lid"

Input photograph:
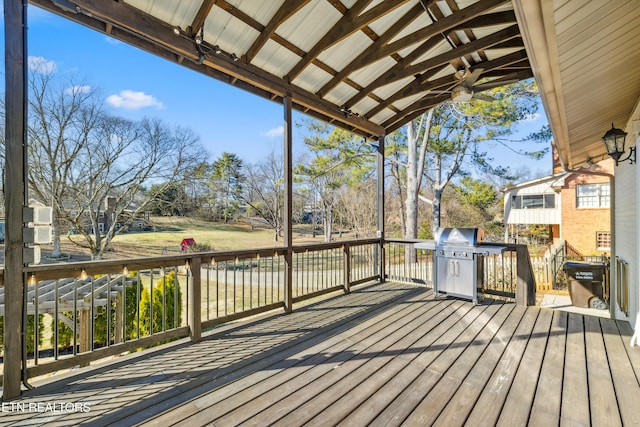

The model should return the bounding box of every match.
[435,227,485,247]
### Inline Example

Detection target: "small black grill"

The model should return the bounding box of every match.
[415,227,505,304]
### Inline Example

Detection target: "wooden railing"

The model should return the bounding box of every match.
[0,237,535,386]
[0,239,381,383]
[384,239,536,305]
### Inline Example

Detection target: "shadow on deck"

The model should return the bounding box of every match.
[1,282,639,426]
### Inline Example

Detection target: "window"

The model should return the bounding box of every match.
[511,194,555,209]
[577,183,610,208]
[98,223,104,234]
[596,232,611,250]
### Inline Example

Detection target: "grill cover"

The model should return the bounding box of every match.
[435,227,485,247]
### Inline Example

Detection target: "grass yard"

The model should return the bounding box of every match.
[37,216,357,262]
[110,217,278,253]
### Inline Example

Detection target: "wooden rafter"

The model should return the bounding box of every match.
[364,32,526,120]
[286,0,409,81]
[319,0,507,98]
[345,24,521,109]
[190,0,218,37]
[245,0,311,63]
[31,0,535,139]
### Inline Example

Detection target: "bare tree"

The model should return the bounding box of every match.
[64,117,201,259]
[242,151,284,241]
[27,70,101,257]
[335,181,377,238]
[26,68,201,260]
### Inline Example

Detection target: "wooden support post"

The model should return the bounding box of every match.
[377,134,386,282]
[283,95,293,313]
[3,0,28,400]
[189,257,201,342]
[343,244,351,294]
[516,244,536,306]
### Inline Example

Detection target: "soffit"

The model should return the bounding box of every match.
[515,0,640,169]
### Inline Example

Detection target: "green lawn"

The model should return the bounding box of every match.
[110,217,280,253]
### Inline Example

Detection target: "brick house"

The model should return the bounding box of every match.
[503,152,614,257]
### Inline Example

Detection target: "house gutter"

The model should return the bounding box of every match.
[552,141,618,320]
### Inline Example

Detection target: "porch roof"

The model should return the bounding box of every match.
[3,282,640,425]
[30,0,534,140]
[514,1,640,170]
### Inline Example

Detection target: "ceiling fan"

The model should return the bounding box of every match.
[432,67,494,103]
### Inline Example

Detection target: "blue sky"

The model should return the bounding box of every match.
[3,4,551,175]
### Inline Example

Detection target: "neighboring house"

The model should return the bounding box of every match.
[62,197,151,235]
[503,153,614,257]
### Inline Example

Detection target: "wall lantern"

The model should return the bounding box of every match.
[602,123,635,166]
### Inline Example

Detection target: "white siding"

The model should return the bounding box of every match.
[503,181,562,225]
[614,128,638,327]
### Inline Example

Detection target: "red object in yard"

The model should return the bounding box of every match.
[181,238,196,252]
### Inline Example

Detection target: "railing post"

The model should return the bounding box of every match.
[377,133,386,283]
[188,257,201,342]
[283,94,293,313]
[343,244,351,294]
[515,245,536,306]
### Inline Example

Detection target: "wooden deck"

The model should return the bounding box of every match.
[2,282,639,426]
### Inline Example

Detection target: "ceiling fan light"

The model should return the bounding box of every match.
[451,86,473,102]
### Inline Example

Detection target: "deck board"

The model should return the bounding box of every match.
[1,281,638,427]
[195,290,446,425]
[600,318,640,426]
[463,306,540,426]
[257,300,464,426]
[584,316,622,426]
[431,305,528,426]
[403,303,515,425]
[369,303,497,426]
[528,310,568,426]
[561,313,590,426]
[496,307,553,426]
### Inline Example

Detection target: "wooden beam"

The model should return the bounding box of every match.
[3,0,27,400]
[377,134,386,282]
[283,95,293,313]
[364,65,450,119]
[36,0,383,137]
[245,0,311,63]
[190,0,218,37]
[345,24,521,109]
[317,3,424,97]
[365,50,528,119]
[286,0,409,81]
[319,0,508,97]
[382,93,450,131]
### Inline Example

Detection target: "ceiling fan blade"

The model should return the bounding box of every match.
[463,67,484,87]
[472,93,495,102]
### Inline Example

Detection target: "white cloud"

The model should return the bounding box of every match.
[261,126,284,138]
[28,56,56,73]
[104,36,123,46]
[106,90,164,110]
[65,85,91,96]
